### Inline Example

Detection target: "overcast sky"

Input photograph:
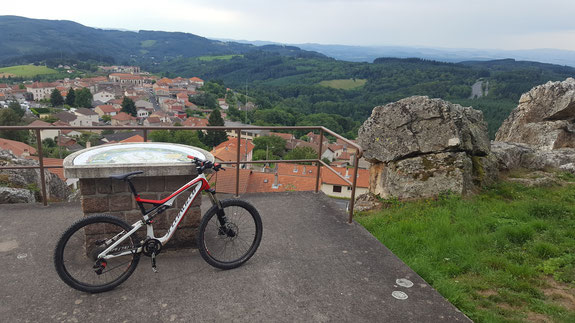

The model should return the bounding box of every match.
[4,0,575,51]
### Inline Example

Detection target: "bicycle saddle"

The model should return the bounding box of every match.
[109,171,144,181]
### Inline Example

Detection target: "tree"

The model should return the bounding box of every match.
[101,115,111,123]
[121,97,137,117]
[0,108,27,142]
[8,101,25,118]
[201,109,227,148]
[283,146,317,163]
[75,88,93,108]
[149,130,207,149]
[65,88,76,107]
[50,89,64,107]
[253,135,286,157]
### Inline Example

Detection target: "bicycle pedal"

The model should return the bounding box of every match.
[151,253,158,273]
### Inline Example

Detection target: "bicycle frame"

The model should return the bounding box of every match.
[97,173,212,260]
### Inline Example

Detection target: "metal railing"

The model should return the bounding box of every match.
[0,125,363,223]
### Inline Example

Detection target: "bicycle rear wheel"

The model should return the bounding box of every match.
[198,199,263,270]
[54,215,141,293]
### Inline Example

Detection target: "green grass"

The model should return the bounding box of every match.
[140,40,156,48]
[356,182,575,322]
[319,78,367,90]
[197,55,242,61]
[0,65,57,77]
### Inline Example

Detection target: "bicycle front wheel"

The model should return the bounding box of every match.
[198,199,263,270]
[54,215,141,293]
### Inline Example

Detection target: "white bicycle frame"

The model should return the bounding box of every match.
[97,173,209,260]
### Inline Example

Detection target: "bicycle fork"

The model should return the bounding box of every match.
[206,189,236,237]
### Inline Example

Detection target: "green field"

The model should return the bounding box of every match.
[357,175,575,322]
[319,78,367,90]
[0,65,58,77]
[197,55,243,61]
[140,40,156,48]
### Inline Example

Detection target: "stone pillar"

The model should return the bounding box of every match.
[79,174,201,249]
[63,142,214,249]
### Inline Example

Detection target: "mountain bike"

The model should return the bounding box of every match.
[54,157,263,293]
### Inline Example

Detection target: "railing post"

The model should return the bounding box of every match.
[235,129,241,197]
[315,128,324,193]
[348,153,360,224]
[35,129,48,206]
[143,129,148,142]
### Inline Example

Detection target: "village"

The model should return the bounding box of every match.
[0,65,369,199]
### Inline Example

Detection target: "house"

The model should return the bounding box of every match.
[189,77,204,86]
[135,100,153,110]
[111,112,137,126]
[93,91,115,103]
[224,121,269,140]
[320,167,369,198]
[0,138,37,156]
[53,120,82,137]
[74,108,99,125]
[143,116,162,126]
[137,108,149,119]
[25,82,57,101]
[28,120,59,140]
[56,135,84,152]
[211,138,255,165]
[182,117,208,128]
[217,98,229,110]
[54,111,81,127]
[109,73,144,86]
[101,131,144,143]
[270,132,295,141]
[95,105,120,117]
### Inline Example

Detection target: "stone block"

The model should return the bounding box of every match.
[112,180,129,193]
[109,194,133,212]
[95,179,112,194]
[147,177,165,192]
[79,179,96,195]
[131,177,147,192]
[125,211,143,225]
[165,175,193,191]
[81,196,109,213]
[180,207,201,228]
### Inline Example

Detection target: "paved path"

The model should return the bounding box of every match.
[0,192,469,322]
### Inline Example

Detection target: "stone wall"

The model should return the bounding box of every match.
[79,174,202,249]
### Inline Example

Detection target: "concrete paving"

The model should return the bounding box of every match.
[0,192,470,322]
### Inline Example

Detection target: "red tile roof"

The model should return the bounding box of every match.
[182,117,208,127]
[112,112,136,121]
[28,120,52,127]
[211,138,254,162]
[209,169,252,194]
[270,132,294,141]
[320,167,369,188]
[25,156,65,180]
[0,138,37,156]
[120,135,144,143]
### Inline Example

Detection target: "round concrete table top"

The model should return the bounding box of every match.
[63,142,214,179]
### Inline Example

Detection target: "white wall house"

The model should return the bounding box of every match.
[93,91,115,103]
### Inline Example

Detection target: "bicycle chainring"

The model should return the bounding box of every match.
[142,238,162,257]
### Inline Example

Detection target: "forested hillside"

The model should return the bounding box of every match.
[154,54,575,138]
[0,16,323,66]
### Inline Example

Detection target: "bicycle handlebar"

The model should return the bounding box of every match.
[187,155,225,173]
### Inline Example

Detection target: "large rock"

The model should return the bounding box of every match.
[0,149,70,202]
[491,141,575,174]
[358,96,490,163]
[358,96,496,199]
[495,78,575,150]
[0,187,35,204]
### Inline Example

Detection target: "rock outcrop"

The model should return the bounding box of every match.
[491,141,575,174]
[358,96,496,199]
[0,149,70,203]
[495,78,575,150]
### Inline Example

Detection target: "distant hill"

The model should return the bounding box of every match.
[0,16,325,65]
